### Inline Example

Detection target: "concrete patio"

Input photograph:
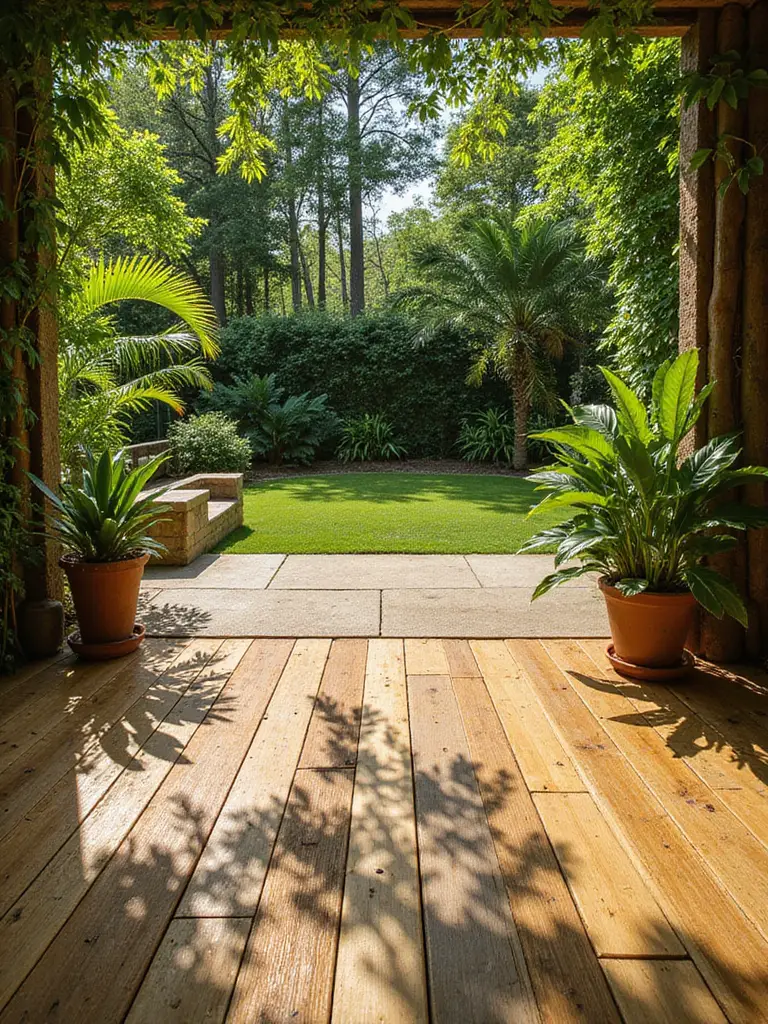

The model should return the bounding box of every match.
[140,554,609,638]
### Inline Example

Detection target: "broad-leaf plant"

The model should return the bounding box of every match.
[521,351,768,626]
[30,450,171,563]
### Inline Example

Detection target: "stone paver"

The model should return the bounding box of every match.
[381,587,609,638]
[142,587,380,637]
[138,553,609,638]
[143,553,285,590]
[466,554,595,588]
[270,553,479,589]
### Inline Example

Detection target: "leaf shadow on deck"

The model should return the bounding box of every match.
[2,647,768,1023]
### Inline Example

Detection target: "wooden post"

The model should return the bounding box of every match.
[742,0,768,654]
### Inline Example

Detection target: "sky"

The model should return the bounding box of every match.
[378,64,550,223]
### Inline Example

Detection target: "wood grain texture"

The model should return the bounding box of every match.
[126,917,251,1024]
[452,674,620,1023]
[332,639,428,1024]
[533,792,683,957]
[0,638,222,919]
[299,639,366,769]
[471,640,585,793]
[0,650,73,726]
[404,638,449,676]
[226,768,355,1024]
[0,639,286,1024]
[179,638,328,916]
[408,673,539,1024]
[601,959,729,1024]
[510,639,768,1024]
[441,639,480,677]
[549,640,768,944]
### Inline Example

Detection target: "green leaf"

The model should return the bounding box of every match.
[684,565,748,627]
[615,578,649,596]
[651,359,671,426]
[708,503,768,529]
[530,426,615,462]
[690,147,713,169]
[532,565,595,601]
[684,434,741,489]
[599,366,651,442]
[659,350,699,442]
[530,490,608,516]
[571,404,619,439]
[615,435,656,498]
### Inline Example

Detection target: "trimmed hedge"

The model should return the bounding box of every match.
[204,310,511,457]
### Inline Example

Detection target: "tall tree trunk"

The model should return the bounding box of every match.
[284,103,302,313]
[209,244,227,326]
[337,211,349,311]
[299,243,315,308]
[512,376,530,471]
[236,262,244,317]
[317,103,327,308]
[347,73,365,317]
[245,271,254,316]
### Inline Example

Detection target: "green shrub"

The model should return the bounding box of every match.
[458,408,516,465]
[168,412,252,474]
[207,310,514,457]
[202,373,338,465]
[337,414,407,462]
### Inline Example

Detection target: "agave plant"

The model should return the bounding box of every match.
[337,414,407,463]
[521,350,768,625]
[30,449,171,562]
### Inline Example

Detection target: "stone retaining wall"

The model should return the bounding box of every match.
[147,473,244,566]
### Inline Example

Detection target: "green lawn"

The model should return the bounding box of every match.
[215,472,565,554]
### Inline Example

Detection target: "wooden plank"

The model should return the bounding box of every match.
[601,960,729,1024]
[509,639,768,1024]
[0,649,73,724]
[0,638,223,918]
[0,639,248,1014]
[0,638,189,844]
[549,640,768,944]
[451,673,621,1023]
[533,792,684,957]
[125,917,251,1024]
[332,639,428,1024]
[0,641,174,775]
[471,640,585,793]
[226,768,355,1024]
[442,639,480,677]
[178,638,329,916]
[407,673,539,1024]
[0,639,290,1023]
[404,638,449,675]
[298,638,365,769]
[580,640,768,848]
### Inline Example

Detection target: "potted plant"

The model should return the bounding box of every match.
[30,449,170,659]
[521,351,768,680]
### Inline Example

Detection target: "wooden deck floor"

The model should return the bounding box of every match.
[0,638,767,1023]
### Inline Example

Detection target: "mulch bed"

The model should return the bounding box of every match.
[244,458,529,484]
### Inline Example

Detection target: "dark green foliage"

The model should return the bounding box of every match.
[523,352,768,625]
[458,408,516,466]
[168,412,252,474]
[201,373,337,466]
[207,310,509,457]
[337,414,407,463]
[29,449,170,563]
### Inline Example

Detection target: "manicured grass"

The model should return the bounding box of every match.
[215,472,565,554]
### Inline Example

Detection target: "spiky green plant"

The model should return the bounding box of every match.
[336,414,407,463]
[522,351,768,626]
[29,449,171,562]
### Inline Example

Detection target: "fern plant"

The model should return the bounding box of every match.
[336,414,407,463]
[522,351,768,625]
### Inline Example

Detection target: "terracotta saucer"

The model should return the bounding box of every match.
[67,623,146,660]
[606,643,694,682]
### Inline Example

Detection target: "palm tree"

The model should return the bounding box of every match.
[59,256,219,474]
[398,215,603,469]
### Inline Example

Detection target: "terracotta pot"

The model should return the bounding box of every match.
[598,577,697,669]
[61,552,149,647]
